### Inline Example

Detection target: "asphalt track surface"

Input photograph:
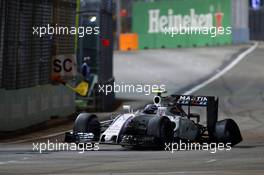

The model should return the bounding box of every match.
[114,45,244,100]
[1,43,264,175]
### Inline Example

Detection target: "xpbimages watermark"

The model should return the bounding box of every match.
[98,82,166,96]
[32,140,99,153]
[32,24,100,38]
[164,141,232,154]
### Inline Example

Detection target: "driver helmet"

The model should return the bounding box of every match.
[143,104,158,114]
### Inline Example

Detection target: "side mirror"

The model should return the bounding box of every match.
[157,107,167,117]
[123,105,133,113]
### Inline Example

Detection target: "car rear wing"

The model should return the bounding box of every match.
[170,95,219,138]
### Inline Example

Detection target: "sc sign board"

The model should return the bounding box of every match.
[52,54,77,78]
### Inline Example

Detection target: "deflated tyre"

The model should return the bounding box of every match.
[214,119,242,146]
[147,116,174,148]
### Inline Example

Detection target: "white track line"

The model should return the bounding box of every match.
[183,42,258,95]
[206,159,217,163]
[0,160,19,165]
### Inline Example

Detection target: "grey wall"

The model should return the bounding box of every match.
[0,0,76,132]
[0,0,5,88]
[232,0,250,44]
[0,85,75,132]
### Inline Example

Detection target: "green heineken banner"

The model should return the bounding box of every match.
[132,0,232,49]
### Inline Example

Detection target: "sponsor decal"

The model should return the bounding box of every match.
[148,7,225,34]
[52,54,77,78]
[177,95,208,105]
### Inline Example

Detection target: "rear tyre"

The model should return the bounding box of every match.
[214,119,242,146]
[73,113,101,141]
[147,116,174,148]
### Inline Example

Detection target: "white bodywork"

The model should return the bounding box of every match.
[101,113,134,143]
[100,106,181,143]
[157,106,181,131]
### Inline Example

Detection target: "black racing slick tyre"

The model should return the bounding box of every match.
[73,113,101,141]
[147,116,174,147]
[214,119,242,146]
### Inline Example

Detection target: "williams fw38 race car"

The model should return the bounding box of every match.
[65,94,242,149]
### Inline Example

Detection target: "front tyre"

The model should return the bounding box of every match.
[73,113,101,142]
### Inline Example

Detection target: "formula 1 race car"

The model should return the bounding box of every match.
[65,94,242,148]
